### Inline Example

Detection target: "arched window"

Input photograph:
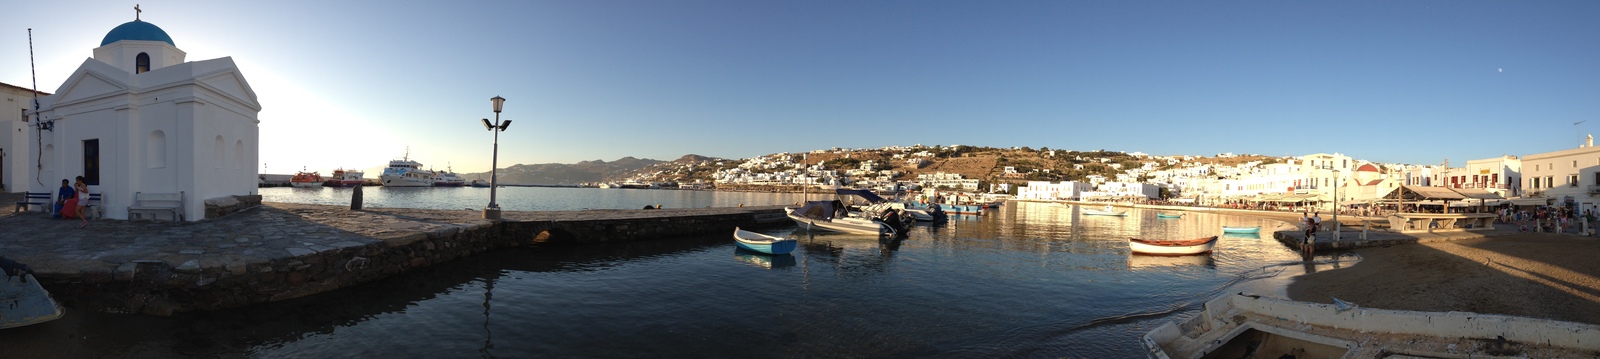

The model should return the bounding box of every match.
[136,53,150,74]
[41,144,53,172]
[148,130,166,168]
[214,135,225,169]
[234,140,244,169]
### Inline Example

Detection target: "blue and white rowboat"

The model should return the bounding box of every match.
[733,227,798,255]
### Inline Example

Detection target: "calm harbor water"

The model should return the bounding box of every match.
[6,192,1313,358]
[259,186,816,211]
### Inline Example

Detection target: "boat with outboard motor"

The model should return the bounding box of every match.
[787,189,913,236]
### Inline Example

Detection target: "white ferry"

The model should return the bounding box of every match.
[380,154,435,187]
[432,169,466,187]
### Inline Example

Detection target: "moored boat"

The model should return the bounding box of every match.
[943,204,983,215]
[1128,236,1217,256]
[469,179,490,188]
[1084,205,1127,216]
[323,168,364,187]
[432,168,466,187]
[1156,213,1183,219]
[290,169,324,188]
[1221,226,1261,233]
[733,227,798,255]
[380,152,435,187]
[1,258,64,329]
[787,190,910,236]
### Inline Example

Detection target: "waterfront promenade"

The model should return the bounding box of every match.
[1,200,788,315]
[1048,200,1531,250]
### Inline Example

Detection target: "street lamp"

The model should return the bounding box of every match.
[1331,169,1341,242]
[483,95,510,220]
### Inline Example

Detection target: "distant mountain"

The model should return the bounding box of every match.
[459,156,667,185]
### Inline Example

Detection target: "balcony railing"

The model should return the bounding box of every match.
[1590,185,1600,195]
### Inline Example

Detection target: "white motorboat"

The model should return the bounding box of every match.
[2,260,64,329]
[786,206,895,235]
[786,189,912,236]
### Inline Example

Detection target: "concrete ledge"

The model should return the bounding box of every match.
[2,202,791,315]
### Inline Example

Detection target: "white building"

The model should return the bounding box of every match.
[1017,180,1092,200]
[24,13,261,221]
[2,82,49,192]
[1522,135,1599,211]
[1438,155,1523,198]
[1093,181,1160,199]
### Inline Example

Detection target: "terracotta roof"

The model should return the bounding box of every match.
[0,81,50,96]
[1355,163,1380,172]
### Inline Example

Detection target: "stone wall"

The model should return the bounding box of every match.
[48,208,788,315]
[204,194,263,219]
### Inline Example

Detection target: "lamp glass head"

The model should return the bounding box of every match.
[491,96,506,113]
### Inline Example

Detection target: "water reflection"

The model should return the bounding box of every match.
[733,248,796,269]
[1223,232,1263,240]
[1127,254,1217,270]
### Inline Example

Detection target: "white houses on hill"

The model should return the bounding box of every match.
[23,12,261,221]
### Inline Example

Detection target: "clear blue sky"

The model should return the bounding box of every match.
[4,1,1597,175]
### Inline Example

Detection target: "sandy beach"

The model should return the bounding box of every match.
[1287,233,1600,325]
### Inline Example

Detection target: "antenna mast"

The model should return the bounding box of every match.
[29,28,45,186]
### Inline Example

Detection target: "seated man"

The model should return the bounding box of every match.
[53,179,72,219]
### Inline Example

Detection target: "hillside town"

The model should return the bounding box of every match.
[613,139,1598,217]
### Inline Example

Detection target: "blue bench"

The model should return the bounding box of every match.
[13,192,52,213]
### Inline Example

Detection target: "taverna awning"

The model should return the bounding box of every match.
[1451,188,1505,200]
[1380,185,1507,212]
[1384,185,1466,201]
[1510,197,1553,206]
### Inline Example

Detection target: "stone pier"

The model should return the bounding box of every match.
[0,202,791,315]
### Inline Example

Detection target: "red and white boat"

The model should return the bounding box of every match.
[1128,236,1217,256]
[323,168,365,187]
[290,169,325,188]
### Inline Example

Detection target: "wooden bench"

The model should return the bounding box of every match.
[14,192,53,213]
[128,191,184,222]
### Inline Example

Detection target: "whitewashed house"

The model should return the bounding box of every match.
[24,13,261,221]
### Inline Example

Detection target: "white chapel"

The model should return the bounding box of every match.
[26,8,261,221]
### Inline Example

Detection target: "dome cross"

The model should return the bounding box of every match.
[135,4,141,21]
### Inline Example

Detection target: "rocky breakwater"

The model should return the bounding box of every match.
[1,202,789,315]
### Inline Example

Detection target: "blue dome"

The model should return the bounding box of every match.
[100,20,174,46]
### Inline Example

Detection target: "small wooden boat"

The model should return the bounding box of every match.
[1221,226,1261,233]
[1128,236,1218,256]
[2,262,65,329]
[1084,209,1127,216]
[733,227,798,255]
[1156,213,1183,219]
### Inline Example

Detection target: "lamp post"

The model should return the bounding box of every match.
[482,96,510,220]
[1332,169,1341,242]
